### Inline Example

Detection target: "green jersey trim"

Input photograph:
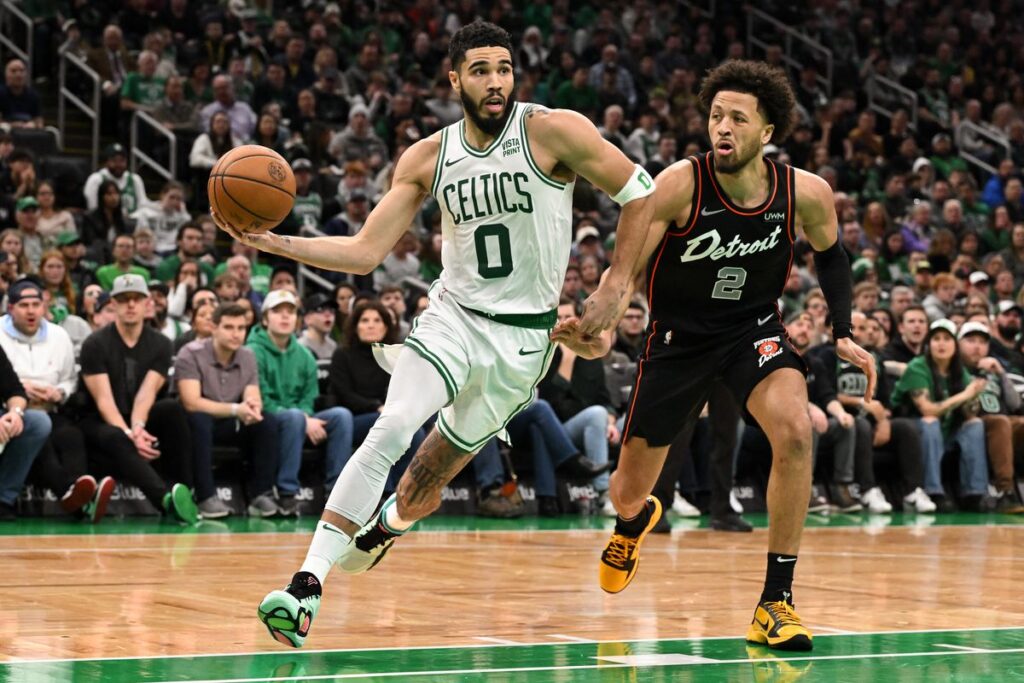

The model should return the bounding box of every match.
[430,127,448,197]
[458,102,518,157]
[404,337,457,405]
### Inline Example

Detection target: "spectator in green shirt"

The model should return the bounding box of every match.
[95,234,150,290]
[890,318,990,511]
[120,51,166,114]
[553,67,599,120]
[154,224,216,283]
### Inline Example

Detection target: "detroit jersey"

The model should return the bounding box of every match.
[431,102,575,315]
[646,151,796,338]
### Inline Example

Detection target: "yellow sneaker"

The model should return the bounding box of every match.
[599,496,662,594]
[745,600,813,651]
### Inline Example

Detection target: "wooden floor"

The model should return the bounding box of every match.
[2,516,1024,680]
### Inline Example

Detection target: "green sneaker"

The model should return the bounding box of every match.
[258,572,322,648]
[162,483,198,524]
[337,494,406,574]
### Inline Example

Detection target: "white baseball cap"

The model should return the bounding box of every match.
[957,321,991,340]
[969,271,990,286]
[575,225,600,245]
[110,274,149,298]
[263,289,298,311]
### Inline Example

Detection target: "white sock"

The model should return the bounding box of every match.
[382,494,414,533]
[299,520,352,585]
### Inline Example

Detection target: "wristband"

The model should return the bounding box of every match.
[231,403,240,417]
[123,428,132,438]
[10,406,24,418]
[610,164,655,206]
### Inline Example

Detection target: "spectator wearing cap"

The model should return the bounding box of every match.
[911,258,934,302]
[967,271,992,302]
[373,230,420,291]
[572,225,603,262]
[298,293,337,361]
[14,196,46,271]
[0,280,110,520]
[0,329,50,519]
[890,318,990,512]
[83,144,150,214]
[929,133,968,181]
[200,75,257,141]
[989,301,1023,365]
[35,180,75,239]
[334,160,374,207]
[59,231,97,297]
[154,224,216,284]
[89,291,117,331]
[247,289,354,514]
[148,280,191,343]
[327,103,389,171]
[96,234,149,291]
[131,181,191,256]
[176,302,280,519]
[0,59,41,128]
[957,321,1024,513]
[78,274,198,524]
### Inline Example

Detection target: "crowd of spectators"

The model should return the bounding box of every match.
[0,1,1021,523]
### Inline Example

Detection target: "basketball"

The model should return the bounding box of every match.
[208,145,296,234]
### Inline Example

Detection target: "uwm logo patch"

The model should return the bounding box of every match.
[764,211,785,222]
[754,336,783,367]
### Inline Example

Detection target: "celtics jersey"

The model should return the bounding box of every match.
[431,102,575,316]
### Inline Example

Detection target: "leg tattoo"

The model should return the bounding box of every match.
[397,428,476,519]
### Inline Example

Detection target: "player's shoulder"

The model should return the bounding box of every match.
[522,104,596,143]
[791,166,834,206]
[393,131,445,188]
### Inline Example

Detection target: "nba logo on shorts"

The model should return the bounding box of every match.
[754,336,783,367]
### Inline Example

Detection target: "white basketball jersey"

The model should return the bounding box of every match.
[431,102,575,315]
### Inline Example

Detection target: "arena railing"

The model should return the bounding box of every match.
[956,119,1010,178]
[57,46,100,169]
[0,0,32,81]
[297,222,343,294]
[867,74,919,131]
[130,110,177,181]
[746,8,832,95]
[681,0,715,18]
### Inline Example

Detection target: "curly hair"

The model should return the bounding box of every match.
[449,20,513,70]
[697,60,797,143]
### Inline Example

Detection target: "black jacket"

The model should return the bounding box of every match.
[328,342,390,414]
[0,345,25,403]
[539,347,615,422]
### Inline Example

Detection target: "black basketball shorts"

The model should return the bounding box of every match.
[622,320,808,447]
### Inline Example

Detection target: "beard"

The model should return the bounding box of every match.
[998,323,1020,339]
[460,87,515,137]
[714,141,760,175]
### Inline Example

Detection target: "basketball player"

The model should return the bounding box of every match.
[555,61,876,651]
[213,21,654,648]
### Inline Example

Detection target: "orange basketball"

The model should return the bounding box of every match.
[208,145,296,233]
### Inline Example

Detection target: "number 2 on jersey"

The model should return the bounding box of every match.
[711,266,747,300]
[474,223,513,278]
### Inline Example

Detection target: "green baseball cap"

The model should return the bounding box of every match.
[15,196,39,211]
[56,231,82,247]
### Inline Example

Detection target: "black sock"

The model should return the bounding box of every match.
[761,552,797,604]
[288,571,322,599]
[615,501,651,536]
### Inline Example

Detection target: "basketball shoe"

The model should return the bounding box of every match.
[258,571,321,648]
[745,597,813,651]
[336,493,405,574]
[599,496,662,593]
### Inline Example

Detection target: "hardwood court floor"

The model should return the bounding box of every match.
[1,513,1023,681]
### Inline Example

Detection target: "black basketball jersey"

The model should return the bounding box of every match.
[645,151,796,339]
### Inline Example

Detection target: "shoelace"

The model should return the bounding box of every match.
[604,535,636,567]
[766,601,800,627]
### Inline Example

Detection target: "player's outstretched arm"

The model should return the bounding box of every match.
[213,137,437,275]
[529,108,655,335]
[796,169,876,400]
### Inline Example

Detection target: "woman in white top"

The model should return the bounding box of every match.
[35,181,76,239]
[189,111,241,170]
[130,181,192,255]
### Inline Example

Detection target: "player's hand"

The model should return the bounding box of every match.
[210,209,279,253]
[579,279,629,337]
[836,337,876,401]
[550,318,611,359]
